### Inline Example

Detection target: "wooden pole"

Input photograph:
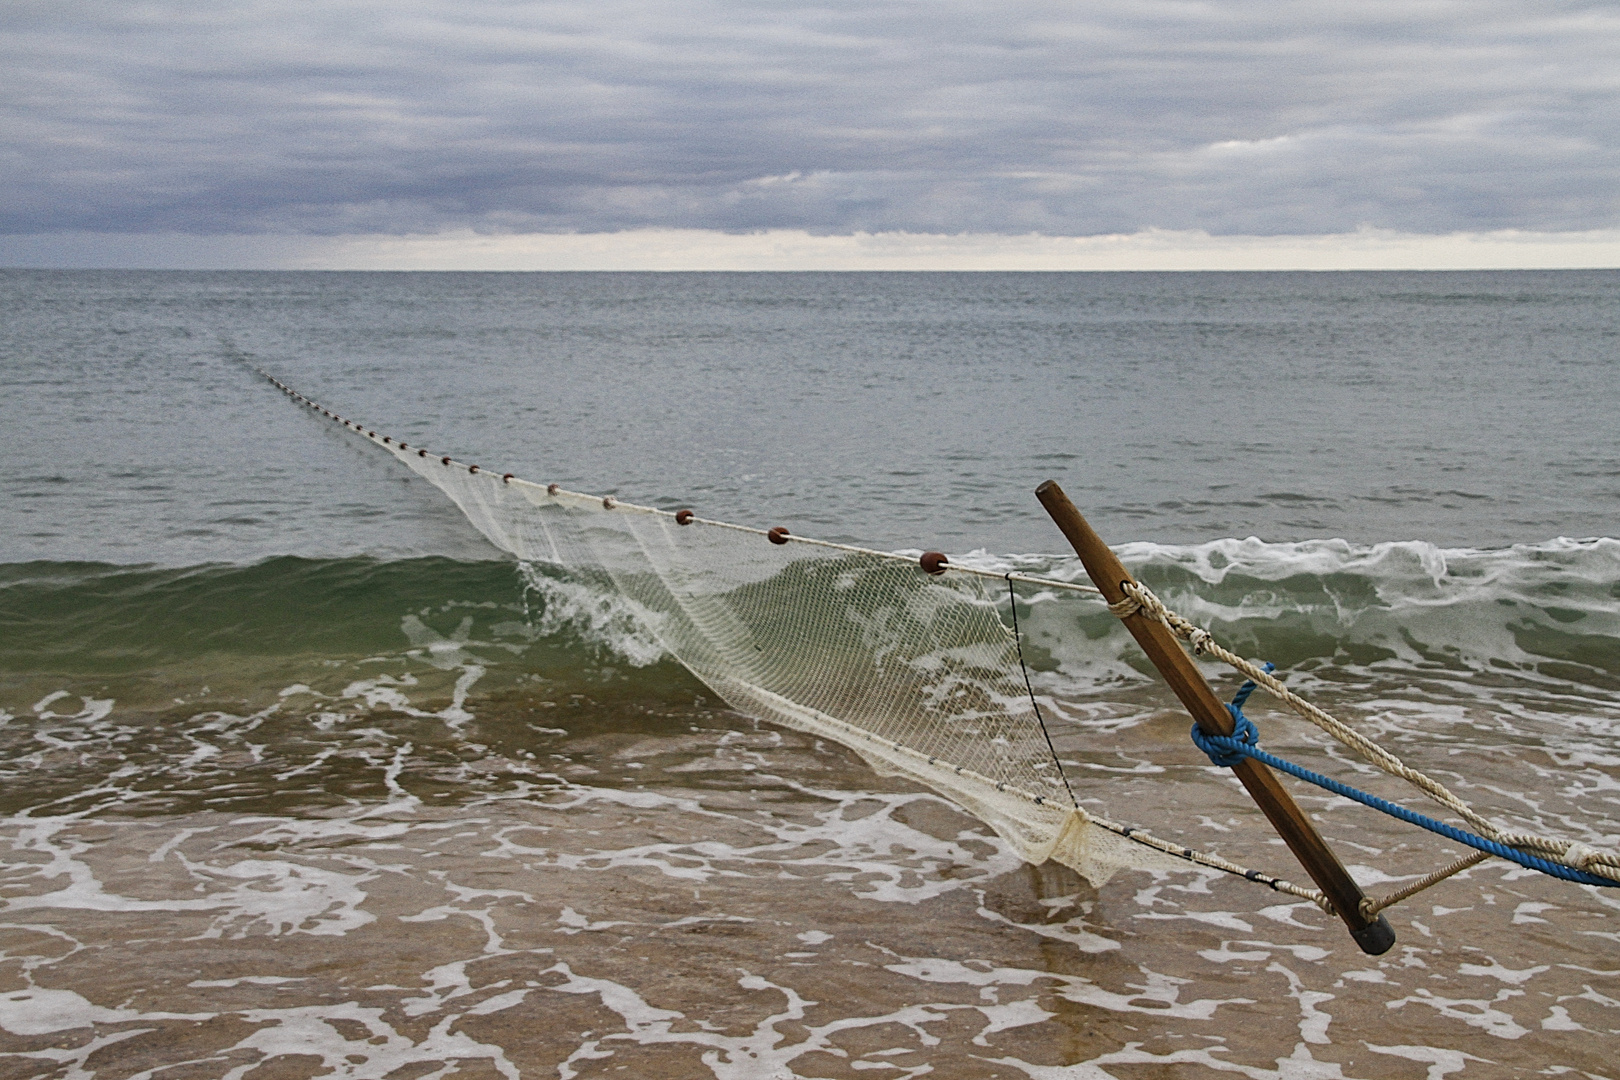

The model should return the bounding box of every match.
[1036,480,1395,955]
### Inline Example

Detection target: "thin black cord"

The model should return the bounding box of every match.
[1006,574,1079,810]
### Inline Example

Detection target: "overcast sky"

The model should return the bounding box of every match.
[3,1,1618,267]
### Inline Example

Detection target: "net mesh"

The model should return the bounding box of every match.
[254,371,1253,888]
[378,445,1187,886]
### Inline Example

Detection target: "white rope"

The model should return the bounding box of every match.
[262,368,1103,599]
[1114,579,1620,886]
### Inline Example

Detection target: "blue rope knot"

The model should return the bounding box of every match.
[1178,662,1620,889]
[1190,662,1274,768]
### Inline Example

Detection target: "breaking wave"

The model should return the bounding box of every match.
[6,535,1617,698]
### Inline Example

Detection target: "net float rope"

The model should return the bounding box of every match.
[250,365,1107,598]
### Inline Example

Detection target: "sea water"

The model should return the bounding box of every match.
[1,270,1618,1078]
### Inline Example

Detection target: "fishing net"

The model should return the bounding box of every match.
[261,373,1620,928]
[262,371,1348,895]
[372,441,1194,886]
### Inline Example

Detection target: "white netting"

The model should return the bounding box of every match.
[260,371,1331,899]
[390,445,1151,883]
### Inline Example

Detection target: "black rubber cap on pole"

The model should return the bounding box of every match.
[1351,915,1397,955]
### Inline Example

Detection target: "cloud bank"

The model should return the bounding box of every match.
[2,0,1618,262]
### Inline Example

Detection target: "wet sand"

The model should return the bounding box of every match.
[2,686,1615,1080]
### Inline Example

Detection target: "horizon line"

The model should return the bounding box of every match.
[3,226,1619,273]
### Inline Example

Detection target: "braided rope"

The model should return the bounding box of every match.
[1195,728,1620,887]
[1114,580,1620,886]
[1361,852,1490,919]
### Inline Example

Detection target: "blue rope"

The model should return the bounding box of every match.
[1191,665,1618,889]
[1196,662,1272,766]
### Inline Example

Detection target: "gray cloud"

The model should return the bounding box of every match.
[2,0,1617,237]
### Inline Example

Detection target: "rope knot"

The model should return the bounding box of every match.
[1561,841,1603,871]
[1112,581,1216,651]
[1107,593,1142,618]
[1189,663,1274,768]
[1191,711,1259,767]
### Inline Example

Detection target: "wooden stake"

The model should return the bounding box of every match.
[1036,480,1395,955]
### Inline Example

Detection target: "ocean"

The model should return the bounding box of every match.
[2,269,1618,1078]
